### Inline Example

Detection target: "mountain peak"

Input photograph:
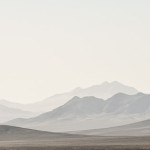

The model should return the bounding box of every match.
[72,87,82,92]
[0,81,139,113]
[72,96,80,100]
[136,92,146,97]
[101,81,109,85]
[111,81,122,85]
[101,81,122,85]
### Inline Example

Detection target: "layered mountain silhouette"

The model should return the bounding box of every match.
[26,81,138,112]
[5,92,150,132]
[0,81,138,113]
[0,104,35,123]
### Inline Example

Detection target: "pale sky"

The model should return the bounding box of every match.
[0,0,150,103]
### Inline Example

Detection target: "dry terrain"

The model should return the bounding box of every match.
[0,125,150,150]
[0,136,150,150]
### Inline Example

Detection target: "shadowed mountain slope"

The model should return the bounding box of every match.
[0,125,84,141]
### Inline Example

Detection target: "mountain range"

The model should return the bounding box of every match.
[0,81,138,113]
[5,92,150,132]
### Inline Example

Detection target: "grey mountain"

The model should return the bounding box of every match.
[0,99,25,109]
[103,92,149,114]
[31,96,105,121]
[71,119,150,136]
[5,96,105,126]
[28,81,138,112]
[5,93,150,132]
[0,81,138,113]
[0,104,35,123]
[70,81,138,99]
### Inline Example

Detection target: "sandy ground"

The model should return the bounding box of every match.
[0,136,150,150]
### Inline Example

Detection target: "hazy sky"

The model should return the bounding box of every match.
[0,0,150,103]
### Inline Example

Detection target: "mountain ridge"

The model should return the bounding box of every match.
[5,92,150,132]
[0,81,139,113]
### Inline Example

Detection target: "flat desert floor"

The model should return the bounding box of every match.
[0,136,150,150]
